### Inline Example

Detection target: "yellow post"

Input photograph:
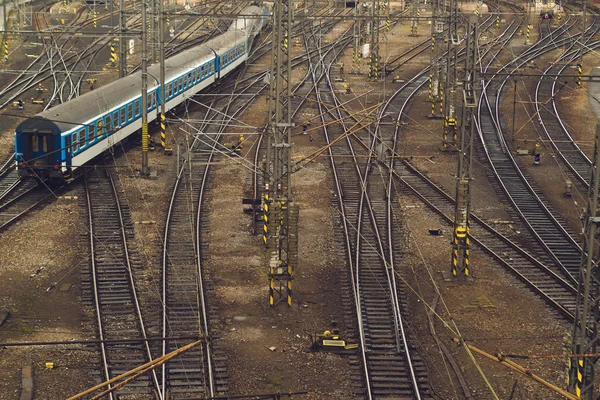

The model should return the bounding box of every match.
[159,113,166,149]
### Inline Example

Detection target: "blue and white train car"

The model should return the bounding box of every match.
[14,4,268,181]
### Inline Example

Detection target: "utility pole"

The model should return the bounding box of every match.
[450,14,477,279]
[410,0,418,36]
[119,0,127,77]
[569,126,600,400]
[2,0,7,62]
[442,0,458,149]
[352,0,361,74]
[368,0,380,80]
[265,0,298,306]
[141,0,149,176]
[577,0,586,88]
[159,0,168,151]
[429,0,444,118]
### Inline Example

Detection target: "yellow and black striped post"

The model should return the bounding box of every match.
[262,193,269,246]
[110,42,117,64]
[464,227,470,276]
[439,84,444,116]
[287,264,293,306]
[558,10,561,21]
[496,14,500,29]
[63,0,67,10]
[159,112,166,149]
[575,357,584,398]
[269,263,275,306]
[3,42,8,62]
[451,234,459,276]
[166,15,170,25]
[577,63,582,88]
[443,116,449,149]
[526,24,531,42]
[93,11,98,28]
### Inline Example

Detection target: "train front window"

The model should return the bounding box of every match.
[32,135,39,152]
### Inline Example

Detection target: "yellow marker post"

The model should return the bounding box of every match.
[159,113,166,149]
[110,43,117,64]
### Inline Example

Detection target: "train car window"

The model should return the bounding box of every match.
[66,136,71,154]
[32,135,39,152]
[179,77,183,91]
[72,133,78,152]
[128,103,133,120]
[42,136,47,152]
[151,92,156,108]
[79,129,86,147]
[95,120,102,139]
[113,111,119,129]
[103,116,110,135]
[166,83,172,98]
[183,75,188,88]
[120,108,126,125]
[134,100,140,116]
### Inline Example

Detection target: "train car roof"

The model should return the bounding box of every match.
[16,5,265,136]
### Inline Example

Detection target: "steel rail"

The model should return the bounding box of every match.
[84,169,161,398]
[477,16,588,283]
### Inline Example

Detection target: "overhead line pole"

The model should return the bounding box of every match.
[159,0,169,152]
[368,0,380,80]
[569,126,600,400]
[265,0,297,307]
[119,0,127,77]
[141,0,149,176]
[442,0,458,149]
[450,14,477,279]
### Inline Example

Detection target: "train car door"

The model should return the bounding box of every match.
[22,130,54,167]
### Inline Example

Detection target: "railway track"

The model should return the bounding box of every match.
[82,169,159,398]
[477,16,594,284]
[534,23,600,187]
[158,33,284,396]
[298,19,428,399]
[371,9,584,326]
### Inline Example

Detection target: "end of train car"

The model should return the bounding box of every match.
[540,10,553,19]
[14,117,67,181]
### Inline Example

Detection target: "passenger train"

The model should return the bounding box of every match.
[14,4,269,181]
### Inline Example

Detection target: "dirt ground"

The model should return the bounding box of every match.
[0,5,590,400]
